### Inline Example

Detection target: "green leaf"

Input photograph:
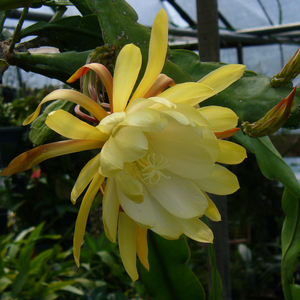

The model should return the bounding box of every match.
[29,99,75,146]
[69,0,94,16]
[139,231,205,300]
[60,285,84,295]
[0,10,11,33]
[11,50,91,87]
[169,49,256,82]
[201,76,300,128]
[0,59,9,67]
[234,130,300,197]
[0,277,12,293]
[42,280,77,294]
[291,284,300,300]
[18,223,44,266]
[29,248,54,274]
[208,244,223,300]
[19,15,103,52]
[0,0,45,10]
[281,189,300,300]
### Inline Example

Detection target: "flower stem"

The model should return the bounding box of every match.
[8,7,29,53]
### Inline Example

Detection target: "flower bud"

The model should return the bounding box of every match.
[241,87,297,137]
[271,49,300,87]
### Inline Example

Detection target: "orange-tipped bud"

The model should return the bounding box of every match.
[241,87,297,137]
[271,49,300,87]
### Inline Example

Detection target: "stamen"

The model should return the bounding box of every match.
[142,154,170,185]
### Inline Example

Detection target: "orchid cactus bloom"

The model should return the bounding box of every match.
[0,9,246,281]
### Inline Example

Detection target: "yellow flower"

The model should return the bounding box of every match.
[0,9,246,281]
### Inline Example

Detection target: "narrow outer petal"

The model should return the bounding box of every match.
[23,90,108,125]
[46,110,108,141]
[204,193,221,221]
[0,140,104,176]
[197,64,245,99]
[118,212,139,281]
[103,178,120,243]
[217,140,247,165]
[113,44,142,112]
[67,63,114,108]
[143,74,175,98]
[198,106,238,132]
[74,172,104,266]
[136,226,149,271]
[158,82,213,106]
[192,164,240,195]
[131,9,168,100]
[178,218,213,243]
[71,153,101,204]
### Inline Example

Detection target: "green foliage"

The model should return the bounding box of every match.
[11,51,91,88]
[0,223,85,300]
[234,131,300,299]
[0,86,57,126]
[169,49,300,129]
[0,0,46,10]
[281,189,300,300]
[0,225,145,300]
[234,130,300,197]
[19,14,103,52]
[29,99,75,146]
[139,231,206,300]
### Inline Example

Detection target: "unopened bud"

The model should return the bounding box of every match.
[271,49,300,87]
[241,87,297,137]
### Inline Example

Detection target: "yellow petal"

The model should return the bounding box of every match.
[204,193,221,221]
[143,74,175,98]
[131,9,168,100]
[115,171,144,203]
[146,118,215,179]
[46,110,108,141]
[113,44,142,112]
[97,112,126,135]
[71,153,101,204]
[118,189,156,228]
[103,178,120,243]
[118,212,139,281]
[122,109,168,133]
[158,82,213,106]
[148,172,208,219]
[0,140,104,176]
[23,90,108,125]
[114,126,148,162]
[198,106,238,132]
[136,226,149,271]
[197,64,245,100]
[73,172,104,266]
[150,199,182,239]
[217,140,247,165]
[192,164,240,195]
[178,218,213,243]
[126,96,176,114]
[99,136,124,177]
[160,102,209,127]
[67,63,113,108]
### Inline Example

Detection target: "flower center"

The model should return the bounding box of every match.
[124,153,170,186]
[141,153,170,185]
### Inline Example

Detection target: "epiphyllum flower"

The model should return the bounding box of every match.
[0,9,246,281]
